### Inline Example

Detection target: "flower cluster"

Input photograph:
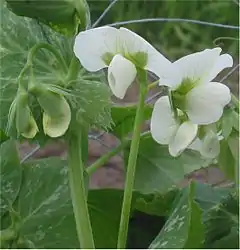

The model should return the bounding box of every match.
[74,26,233,158]
[8,83,71,139]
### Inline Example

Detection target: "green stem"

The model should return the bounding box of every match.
[65,56,80,85]
[18,43,68,84]
[117,70,147,249]
[68,132,95,249]
[27,43,68,72]
[87,140,129,175]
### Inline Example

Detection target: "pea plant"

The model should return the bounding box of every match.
[0,1,239,249]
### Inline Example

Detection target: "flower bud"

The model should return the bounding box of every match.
[42,95,71,137]
[200,130,220,158]
[29,82,71,137]
[15,89,38,138]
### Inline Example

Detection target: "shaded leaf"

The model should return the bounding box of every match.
[124,134,210,194]
[134,189,179,216]
[0,140,21,217]
[128,210,166,249]
[6,0,91,36]
[149,183,204,249]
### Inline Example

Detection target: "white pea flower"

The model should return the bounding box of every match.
[150,96,198,157]
[160,48,233,125]
[74,26,171,99]
[188,130,223,159]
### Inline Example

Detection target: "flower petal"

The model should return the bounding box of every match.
[200,130,220,158]
[108,54,137,99]
[43,97,71,137]
[150,96,179,145]
[161,48,222,89]
[74,26,119,71]
[186,82,231,124]
[119,27,172,78]
[169,121,198,157]
[206,53,233,82]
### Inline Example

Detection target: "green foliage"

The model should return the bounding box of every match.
[134,189,179,217]
[194,182,232,211]
[89,0,239,59]
[0,2,112,140]
[124,134,211,194]
[149,183,204,249]
[6,0,91,36]
[204,191,239,249]
[0,140,21,217]
[1,0,239,249]
[110,104,152,139]
[1,158,123,248]
[218,139,236,181]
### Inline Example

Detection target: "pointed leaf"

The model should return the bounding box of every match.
[149,183,204,249]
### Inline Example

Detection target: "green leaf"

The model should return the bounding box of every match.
[134,189,179,216]
[6,0,91,36]
[0,3,111,137]
[0,140,21,217]
[218,139,236,181]
[15,158,79,248]
[231,110,239,132]
[0,129,9,144]
[88,189,123,248]
[204,191,239,249]
[194,182,232,211]
[70,76,112,130]
[124,134,210,194]
[14,157,124,248]
[110,104,152,139]
[0,2,71,136]
[149,183,204,249]
[222,109,233,139]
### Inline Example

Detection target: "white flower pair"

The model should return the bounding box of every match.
[74,26,233,158]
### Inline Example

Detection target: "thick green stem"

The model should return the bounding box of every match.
[117,70,147,249]
[87,140,129,175]
[68,132,95,249]
[65,56,80,85]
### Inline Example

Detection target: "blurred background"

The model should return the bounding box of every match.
[20,0,239,188]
